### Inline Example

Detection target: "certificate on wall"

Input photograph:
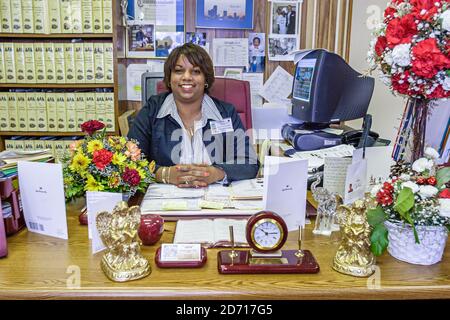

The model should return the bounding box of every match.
[126,0,185,58]
[213,38,249,67]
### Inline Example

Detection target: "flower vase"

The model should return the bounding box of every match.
[398,98,431,163]
[384,220,448,265]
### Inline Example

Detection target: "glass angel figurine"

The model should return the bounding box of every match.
[311,173,342,236]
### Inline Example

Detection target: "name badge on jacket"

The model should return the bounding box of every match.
[210,118,234,134]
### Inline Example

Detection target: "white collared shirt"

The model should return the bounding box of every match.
[156,93,223,165]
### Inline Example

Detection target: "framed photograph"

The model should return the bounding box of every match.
[270,1,299,35]
[196,0,254,29]
[155,32,184,58]
[268,36,298,61]
[126,23,155,58]
[246,33,265,73]
[186,32,207,46]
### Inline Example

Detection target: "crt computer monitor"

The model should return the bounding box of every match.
[291,49,374,127]
[141,71,165,105]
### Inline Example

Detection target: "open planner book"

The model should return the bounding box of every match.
[139,179,264,219]
[173,219,249,248]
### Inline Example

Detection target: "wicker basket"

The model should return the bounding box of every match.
[384,220,448,265]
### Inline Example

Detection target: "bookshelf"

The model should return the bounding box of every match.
[0,0,126,152]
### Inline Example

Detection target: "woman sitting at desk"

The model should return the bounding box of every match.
[128,43,259,188]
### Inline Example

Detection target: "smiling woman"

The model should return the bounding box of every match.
[128,43,259,188]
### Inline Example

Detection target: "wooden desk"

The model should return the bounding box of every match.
[0,199,449,300]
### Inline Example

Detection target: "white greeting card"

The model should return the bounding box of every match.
[344,159,368,205]
[263,156,308,231]
[18,161,68,239]
[86,191,123,254]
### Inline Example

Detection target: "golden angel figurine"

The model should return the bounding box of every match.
[332,198,376,277]
[96,201,151,282]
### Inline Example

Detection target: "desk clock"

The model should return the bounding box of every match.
[217,211,320,274]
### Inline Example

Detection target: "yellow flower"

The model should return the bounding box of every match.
[108,172,120,188]
[108,136,126,150]
[84,175,105,191]
[112,153,127,166]
[136,167,146,179]
[139,159,149,168]
[69,152,91,173]
[149,160,156,174]
[87,140,104,154]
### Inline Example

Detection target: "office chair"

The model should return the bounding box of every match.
[156,77,253,130]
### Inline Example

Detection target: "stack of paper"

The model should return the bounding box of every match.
[0,150,54,178]
[290,144,355,172]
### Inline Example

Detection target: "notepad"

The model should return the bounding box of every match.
[173,219,249,248]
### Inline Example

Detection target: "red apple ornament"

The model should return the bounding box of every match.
[138,214,164,245]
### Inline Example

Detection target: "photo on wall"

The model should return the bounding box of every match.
[268,36,298,61]
[246,33,265,73]
[270,1,298,35]
[126,23,155,58]
[196,0,254,29]
[186,32,207,46]
[155,32,184,58]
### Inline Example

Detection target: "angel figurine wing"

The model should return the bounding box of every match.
[128,205,141,230]
[96,211,114,247]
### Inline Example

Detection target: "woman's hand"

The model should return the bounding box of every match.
[171,164,225,188]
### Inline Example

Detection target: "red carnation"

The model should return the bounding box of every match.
[375,36,388,56]
[410,0,440,21]
[384,7,397,21]
[412,39,450,79]
[439,188,450,199]
[385,14,417,48]
[122,167,141,187]
[391,72,411,95]
[92,149,113,170]
[81,120,105,136]
[425,85,450,100]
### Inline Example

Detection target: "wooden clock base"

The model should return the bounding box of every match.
[217,250,320,274]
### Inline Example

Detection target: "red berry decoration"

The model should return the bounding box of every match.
[383,182,394,192]
[416,177,426,185]
[427,177,437,186]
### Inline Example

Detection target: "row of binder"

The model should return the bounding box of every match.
[0,91,115,132]
[0,0,113,34]
[0,42,114,84]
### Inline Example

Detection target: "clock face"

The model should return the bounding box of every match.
[246,211,288,253]
[253,220,283,250]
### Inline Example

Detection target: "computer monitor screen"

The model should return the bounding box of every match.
[293,59,316,102]
[291,50,374,125]
[141,72,164,105]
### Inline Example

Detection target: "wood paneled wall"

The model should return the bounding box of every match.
[117,0,353,111]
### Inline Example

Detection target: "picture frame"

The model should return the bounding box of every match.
[196,0,254,30]
[125,0,185,58]
[270,1,299,35]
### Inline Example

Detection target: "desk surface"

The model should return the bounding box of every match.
[0,199,449,300]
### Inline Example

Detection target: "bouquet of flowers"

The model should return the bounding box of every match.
[367,0,450,99]
[62,120,155,201]
[368,148,450,256]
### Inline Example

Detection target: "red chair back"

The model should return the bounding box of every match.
[157,77,252,129]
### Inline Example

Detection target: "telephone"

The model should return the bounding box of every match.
[341,130,379,147]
